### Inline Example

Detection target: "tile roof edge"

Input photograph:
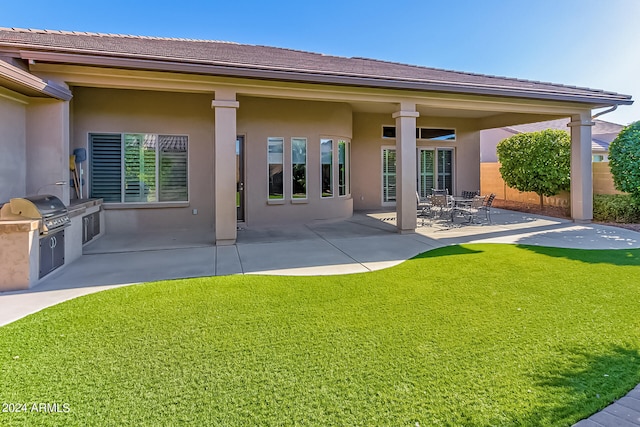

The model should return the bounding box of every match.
[0,27,633,102]
[0,26,240,45]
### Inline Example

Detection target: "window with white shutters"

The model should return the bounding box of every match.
[89,133,188,203]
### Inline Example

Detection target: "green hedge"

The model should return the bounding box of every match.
[593,194,640,223]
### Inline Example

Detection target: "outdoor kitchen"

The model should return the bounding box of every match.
[0,195,103,292]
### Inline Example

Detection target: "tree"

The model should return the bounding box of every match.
[496,129,571,208]
[609,121,640,201]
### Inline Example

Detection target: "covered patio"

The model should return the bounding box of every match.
[2,207,639,327]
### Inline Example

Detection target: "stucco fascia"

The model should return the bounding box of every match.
[0,58,71,100]
[18,50,632,107]
[29,62,605,123]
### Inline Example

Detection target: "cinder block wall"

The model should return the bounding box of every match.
[481,162,625,207]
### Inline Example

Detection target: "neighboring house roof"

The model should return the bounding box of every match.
[505,119,624,152]
[0,27,633,107]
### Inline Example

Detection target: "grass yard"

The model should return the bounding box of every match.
[1,244,640,426]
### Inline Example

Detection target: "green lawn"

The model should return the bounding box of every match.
[1,244,640,426]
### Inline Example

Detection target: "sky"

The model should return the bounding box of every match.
[2,0,639,124]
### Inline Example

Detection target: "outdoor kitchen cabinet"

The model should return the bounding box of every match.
[39,230,65,278]
[82,211,100,244]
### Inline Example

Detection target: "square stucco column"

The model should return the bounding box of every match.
[392,105,419,233]
[568,112,594,223]
[212,94,240,246]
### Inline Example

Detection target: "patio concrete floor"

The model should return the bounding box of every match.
[1,208,640,426]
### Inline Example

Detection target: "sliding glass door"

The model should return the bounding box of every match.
[384,147,454,203]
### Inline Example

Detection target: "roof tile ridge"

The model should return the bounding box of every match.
[0,26,240,45]
[0,27,370,63]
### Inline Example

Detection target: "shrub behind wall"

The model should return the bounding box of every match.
[593,194,640,223]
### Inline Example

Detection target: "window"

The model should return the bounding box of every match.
[417,149,435,198]
[291,138,307,199]
[382,148,396,204]
[382,126,456,141]
[437,149,454,193]
[382,126,396,138]
[338,140,349,196]
[420,128,455,141]
[268,137,284,200]
[89,133,188,203]
[321,139,333,198]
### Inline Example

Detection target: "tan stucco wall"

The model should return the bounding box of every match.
[26,99,70,204]
[238,96,353,226]
[0,93,27,203]
[72,87,215,233]
[352,113,481,210]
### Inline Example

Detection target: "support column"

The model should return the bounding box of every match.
[212,90,239,245]
[392,103,419,233]
[567,112,594,223]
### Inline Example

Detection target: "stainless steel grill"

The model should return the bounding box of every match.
[0,194,70,235]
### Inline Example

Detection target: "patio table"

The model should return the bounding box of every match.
[452,197,473,208]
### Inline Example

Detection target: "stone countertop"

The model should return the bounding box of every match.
[67,198,103,218]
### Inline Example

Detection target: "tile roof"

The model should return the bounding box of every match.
[0,27,633,106]
[507,118,624,135]
[506,119,624,152]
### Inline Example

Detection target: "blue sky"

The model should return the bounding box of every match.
[2,0,639,124]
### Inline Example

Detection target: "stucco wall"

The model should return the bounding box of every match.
[351,113,481,210]
[72,87,215,233]
[480,127,514,163]
[26,99,70,204]
[0,93,27,203]
[238,96,353,226]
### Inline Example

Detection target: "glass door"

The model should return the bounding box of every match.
[236,136,245,222]
[437,149,453,195]
[383,147,453,203]
[417,148,453,196]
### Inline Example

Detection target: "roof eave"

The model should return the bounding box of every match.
[0,57,72,100]
[19,50,632,107]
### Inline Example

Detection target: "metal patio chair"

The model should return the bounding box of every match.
[478,193,496,223]
[430,194,452,220]
[461,190,480,200]
[416,191,432,226]
[452,195,486,224]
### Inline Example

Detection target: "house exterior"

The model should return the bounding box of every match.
[480,118,625,163]
[479,119,626,206]
[0,27,633,252]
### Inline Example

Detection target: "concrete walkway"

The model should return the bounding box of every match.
[1,208,640,425]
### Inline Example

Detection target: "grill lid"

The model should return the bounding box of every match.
[8,194,67,218]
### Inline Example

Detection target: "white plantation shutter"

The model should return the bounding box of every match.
[437,149,453,195]
[419,150,435,197]
[158,135,188,201]
[382,148,396,203]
